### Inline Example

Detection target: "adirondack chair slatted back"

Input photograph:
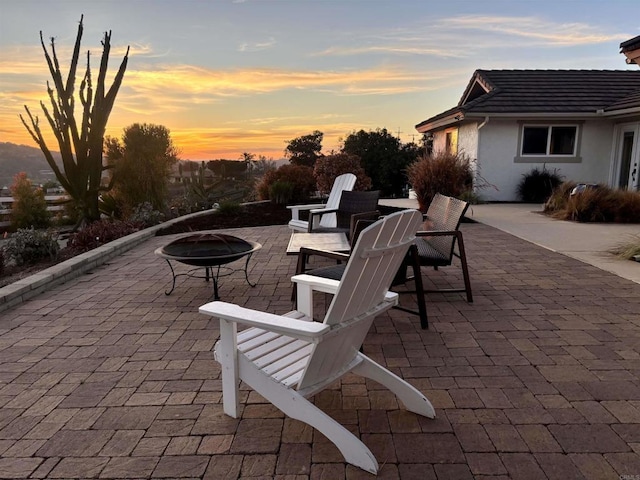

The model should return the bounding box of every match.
[424,193,469,259]
[297,210,423,391]
[319,173,357,228]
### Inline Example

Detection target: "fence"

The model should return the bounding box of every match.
[0,195,68,229]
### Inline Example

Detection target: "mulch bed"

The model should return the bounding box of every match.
[0,201,292,288]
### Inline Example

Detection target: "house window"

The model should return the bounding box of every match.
[445,129,458,155]
[521,125,577,156]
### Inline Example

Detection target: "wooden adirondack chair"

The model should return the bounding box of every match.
[199,210,435,475]
[287,173,356,232]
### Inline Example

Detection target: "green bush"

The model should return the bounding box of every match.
[256,164,316,203]
[517,166,564,203]
[68,219,140,251]
[544,182,640,223]
[9,172,51,230]
[216,199,242,216]
[406,152,474,211]
[268,181,295,205]
[4,228,59,266]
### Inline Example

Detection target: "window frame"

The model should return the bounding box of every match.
[515,122,582,164]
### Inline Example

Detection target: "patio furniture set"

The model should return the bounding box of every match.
[154,174,474,475]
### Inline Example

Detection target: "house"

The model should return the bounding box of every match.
[415,69,640,201]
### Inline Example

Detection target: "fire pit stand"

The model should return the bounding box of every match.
[155,233,262,300]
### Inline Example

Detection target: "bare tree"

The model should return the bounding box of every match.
[20,15,129,226]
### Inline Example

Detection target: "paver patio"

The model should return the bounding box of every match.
[0,222,639,479]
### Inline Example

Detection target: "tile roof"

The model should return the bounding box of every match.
[416,69,640,130]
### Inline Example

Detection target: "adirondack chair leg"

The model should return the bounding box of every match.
[215,319,241,418]
[352,354,436,419]
[295,283,314,318]
[238,360,379,474]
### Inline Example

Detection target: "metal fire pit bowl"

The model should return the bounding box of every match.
[155,233,262,299]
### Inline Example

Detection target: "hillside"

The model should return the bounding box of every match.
[0,142,62,188]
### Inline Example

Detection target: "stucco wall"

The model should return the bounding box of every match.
[458,123,478,160]
[476,118,614,201]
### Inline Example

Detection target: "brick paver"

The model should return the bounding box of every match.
[0,223,639,478]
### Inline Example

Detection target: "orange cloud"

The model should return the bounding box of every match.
[1,40,455,159]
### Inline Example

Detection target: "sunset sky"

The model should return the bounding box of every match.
[1,0,638,161]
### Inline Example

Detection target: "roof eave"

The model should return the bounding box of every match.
[417,111,608,132]
[416,112,464,133]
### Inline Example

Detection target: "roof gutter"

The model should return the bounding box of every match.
[602,106,640,117]
[477,116,490,130]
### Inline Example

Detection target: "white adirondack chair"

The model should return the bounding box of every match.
[287,173,356,232]
[199,210,435,475]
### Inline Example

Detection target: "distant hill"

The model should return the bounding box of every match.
[0,142,61,188]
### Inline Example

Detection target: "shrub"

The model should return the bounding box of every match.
[268,181,295,205]
[256,164,316,203]
[517,166,564,203]
[9,172,51,230]
[129,202,165,227]
[216,199,242,216]
[68,219,140,251]
[98,193,124,219]
[52,199,80,227]
[406,152,474,211]
[313,153,372,194]
[167,194,193,218]
[544,182,640,223]
[610,234,640,260]
[4,228,59,266]
[543,181,577,213]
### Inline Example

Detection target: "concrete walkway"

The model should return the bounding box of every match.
[382,199,640,285]
[0,219,639,479]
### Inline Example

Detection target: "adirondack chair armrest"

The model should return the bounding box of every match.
[291,273,341,294]
[287,203,326,211]
[199,301,329,339]
[287,203,326,223]
[293,273,400,300]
